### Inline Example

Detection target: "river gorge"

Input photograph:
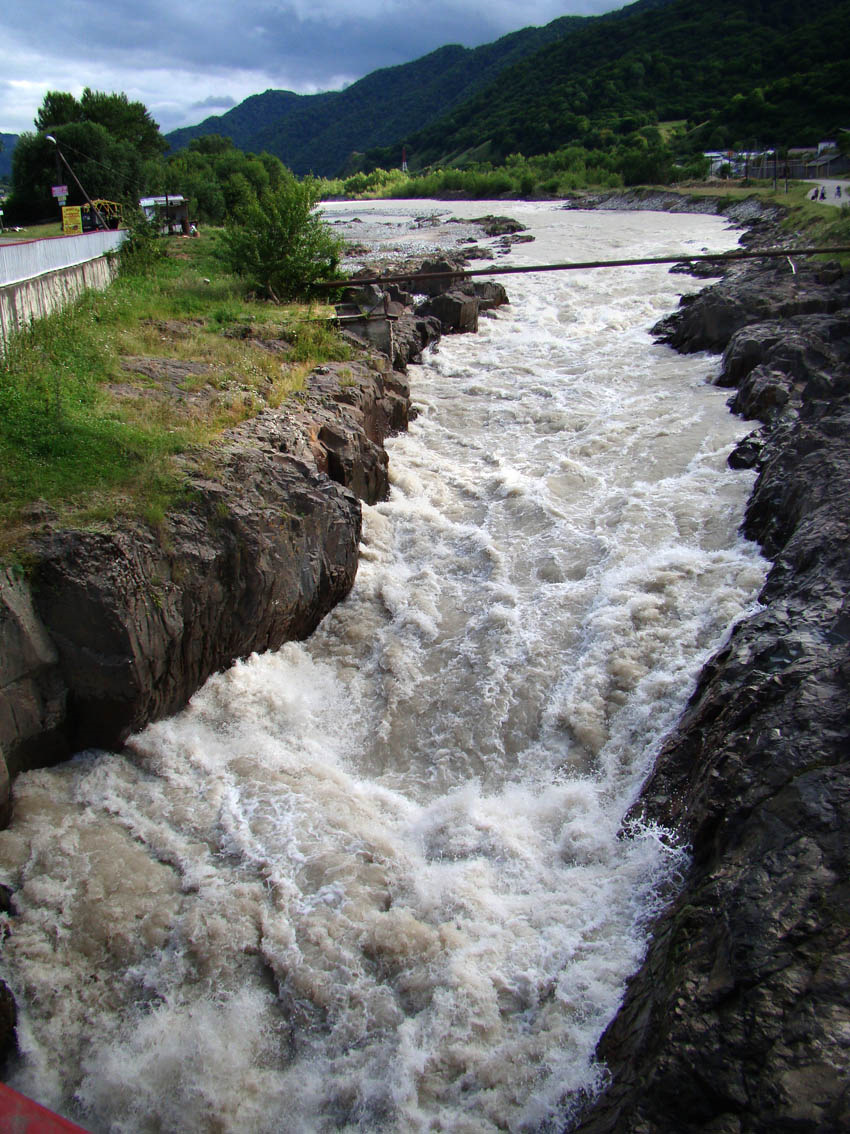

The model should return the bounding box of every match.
[1,199,845,1132]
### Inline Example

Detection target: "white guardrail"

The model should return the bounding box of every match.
[0,230,126,288]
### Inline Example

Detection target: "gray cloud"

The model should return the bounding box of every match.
[190,96,238,111]
[0,1,627,134]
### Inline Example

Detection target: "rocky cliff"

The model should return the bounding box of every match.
[0,355,411,828]
[573,246,850,1130]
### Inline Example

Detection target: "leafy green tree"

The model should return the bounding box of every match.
[187,134,234,156]
[79,88,167,158]
[32,88,167,158]
[6,89,166,223]
[216,173,343,302]
[159,135,290,225]
[34,91,81,131]
[7,121,146,223]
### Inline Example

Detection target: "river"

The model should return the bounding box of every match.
[0,201,767,1132]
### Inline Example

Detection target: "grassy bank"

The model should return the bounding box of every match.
[686,180,850,266]
[0,222,64,242]
[0,231,350,550]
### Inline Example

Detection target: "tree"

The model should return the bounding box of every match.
[32,88,167,158]
[7,90,165,224]
[215,173,344,302]
[79,88,167,158]
[34,91,81,132]
[188,134,235,156]
[7,122,146,224]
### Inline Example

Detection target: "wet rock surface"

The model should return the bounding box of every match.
[337,249,511,366]
[652,259,850,355]
[572,224,850,1131]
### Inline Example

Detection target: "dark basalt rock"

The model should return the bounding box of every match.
[408,257,468,297]
[727,364,794,421]
[416,289,479,334]
[392,311,442,369]
[469,214,529,237]
[652,260,850,355]
[727,428,766,470]
[467,280,510,310]
[571,236,850,1132]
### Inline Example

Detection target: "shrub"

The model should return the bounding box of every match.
[117,208,166,275]
[216,173,344,302]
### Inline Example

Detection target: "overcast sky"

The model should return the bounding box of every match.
[0,0,628,136]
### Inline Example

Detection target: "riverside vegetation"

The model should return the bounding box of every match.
[2,186,848,556]
[0,217,350,553]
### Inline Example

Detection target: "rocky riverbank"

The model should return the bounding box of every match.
[0,233,517,827]
[573,226,850,1129]
[0,355,410,824]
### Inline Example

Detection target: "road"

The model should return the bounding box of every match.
[804,178,848,206]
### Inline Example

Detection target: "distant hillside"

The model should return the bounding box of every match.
[0,135,18,180]
[165,16,591,175]
[166,2,680,176]
[364,0,850,170]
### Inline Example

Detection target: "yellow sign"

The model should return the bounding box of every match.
[62,206,83,235]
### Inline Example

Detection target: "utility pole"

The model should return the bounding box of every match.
[45,135,109,232]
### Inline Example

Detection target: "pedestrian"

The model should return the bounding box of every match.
[836,186,842,198]
[820,187,826,200]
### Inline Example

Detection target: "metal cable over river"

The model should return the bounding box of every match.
[0,202,770,1131]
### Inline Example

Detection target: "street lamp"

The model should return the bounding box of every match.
[45,135,109,232]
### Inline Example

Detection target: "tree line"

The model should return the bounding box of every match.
[4,91,300,227]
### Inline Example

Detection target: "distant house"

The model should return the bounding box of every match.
[139,194,189,235]
[707,144,849,181]
[786,142,849,179]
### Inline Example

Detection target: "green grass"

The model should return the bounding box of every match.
[0,220,63,241]
[0,229,350,547]
[656,179,850,267]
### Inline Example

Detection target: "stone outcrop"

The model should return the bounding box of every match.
[652,258,850,354]
[562,188,787,229]
[417,289,480,334]
[0,358,408,812]
[414,280,510,334]
[3,242,514,812]
[337,253,511,364]
[572,236,850,1131]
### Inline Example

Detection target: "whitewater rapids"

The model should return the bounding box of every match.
[0,201,766,1132]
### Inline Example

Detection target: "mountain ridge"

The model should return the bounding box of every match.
[364,0,850,170]
[164,4,675,175]
[165,0,849,181]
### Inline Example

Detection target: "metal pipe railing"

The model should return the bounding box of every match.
[314,246,850,290]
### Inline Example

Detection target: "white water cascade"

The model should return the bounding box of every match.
[0,202,766,1133]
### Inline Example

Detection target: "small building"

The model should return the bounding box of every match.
[139,195,189,235]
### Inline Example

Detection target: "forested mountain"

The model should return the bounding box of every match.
[364,0,850,170]
[165,0,677,176]
[165,21,585,175]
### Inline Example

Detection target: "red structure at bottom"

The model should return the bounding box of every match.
[0,1083,88,1132]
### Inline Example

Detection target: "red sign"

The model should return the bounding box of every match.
[51,185,69,198]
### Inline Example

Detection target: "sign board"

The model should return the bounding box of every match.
[62,205,83,235]
[51,184,69,198]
